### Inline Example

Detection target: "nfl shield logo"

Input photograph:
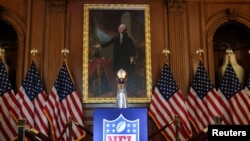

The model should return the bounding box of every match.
[103,114,139,141]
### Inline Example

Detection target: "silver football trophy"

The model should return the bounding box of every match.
[115,69,128,108]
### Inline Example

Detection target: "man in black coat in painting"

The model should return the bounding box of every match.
[94,24,137,95]
[94,23,136,78]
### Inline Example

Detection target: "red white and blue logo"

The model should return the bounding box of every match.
[103,114,139,141]
[93,108,148,141]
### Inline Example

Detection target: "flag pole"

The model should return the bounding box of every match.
[151,50,173,140]
[162,48,170,64]
[0,47,5,62]
[61,48,75,84]
[226,48,233,64]
[196,48,204,63]
[30,48,38,60]
[175,115,179,141]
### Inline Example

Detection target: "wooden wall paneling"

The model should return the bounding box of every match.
[67,1,84,93]
[43,0,67,91]
[150,0,169,87]
[29,0,47,87]
[167,1,190,95]
[198,1,210,74]
[22,0,32,86]
[186,1,206,80]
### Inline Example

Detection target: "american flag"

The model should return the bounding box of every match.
[218,63,250,124]
[245,74,250,98]
[0,60,20,141]
[185,62,224,132]
[43,62,85,140]
[15,61,49,137]
[149,63,192,141]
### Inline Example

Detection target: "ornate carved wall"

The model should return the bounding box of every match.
[1,0,250,140]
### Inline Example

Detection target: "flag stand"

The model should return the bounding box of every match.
[187,116,221,141]
[187,127,208,141]
[148,119,175,139]
[57,116,89,141]
[17,119,26,141]
[175,115,179,141]
[29,128,53,141]
[68,117,72,141]
[214,116,222,124]
[16,119,39,141]
[74,121,93,137]
[15,118,53,141]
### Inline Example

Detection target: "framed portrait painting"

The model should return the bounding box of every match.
[83,4,152,103]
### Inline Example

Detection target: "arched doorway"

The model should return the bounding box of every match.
[0,19,18,91]
[212,20,250,88]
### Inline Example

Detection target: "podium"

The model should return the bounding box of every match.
[93,108,148,141]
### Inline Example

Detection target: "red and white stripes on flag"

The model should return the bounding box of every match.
[43,62,85,141]
[218,63,250,124]
[149,63,192,141]
[15,61,49,137]
[0,60,20,141]
[186,62,224,132]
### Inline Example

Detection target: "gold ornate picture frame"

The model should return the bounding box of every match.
[83,4,151,103]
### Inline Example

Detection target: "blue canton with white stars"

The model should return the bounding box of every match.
[54,63,75,101]
[157,64,179,101]
[0,60,13,95]
[219,63,242,100]
[191,62,214,99]
[246,74,250,89]
[22,61,44,101]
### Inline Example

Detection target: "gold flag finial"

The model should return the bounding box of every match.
[162,48,170,56]
[226,48,233,54]
[196,48,204,56]
[196,48,204,62]
[61,48,69,58]
[30,48,38,57]
[226,48,233,63]
[0,47,5,58]
[162,49,170,64]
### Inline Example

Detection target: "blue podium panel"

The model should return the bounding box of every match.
[94,108,148,141]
